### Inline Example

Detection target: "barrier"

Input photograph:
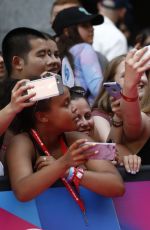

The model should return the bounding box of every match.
[1,166,150,230]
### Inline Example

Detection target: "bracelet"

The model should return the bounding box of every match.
[112,118,123,127]
[120,91,138,102]
[66,167,75,182]
[72,168,84,192]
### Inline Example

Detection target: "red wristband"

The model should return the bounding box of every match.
[120,91,138,102]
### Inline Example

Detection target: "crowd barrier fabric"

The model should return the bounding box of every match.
[0,187,120,230]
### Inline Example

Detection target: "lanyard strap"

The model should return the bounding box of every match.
[31,129,85,213]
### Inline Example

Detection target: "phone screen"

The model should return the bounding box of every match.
[103,82,122,99]
[82,142,116,160]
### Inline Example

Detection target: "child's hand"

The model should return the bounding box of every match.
[123,154,141,174]
[62,139,97,168]
[9,79,36,114]
[34,156,56,171]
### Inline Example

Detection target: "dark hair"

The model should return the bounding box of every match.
[42,32,54,40]
[70,86,87,99]
[2,27,46,76]
[15,98,51,133]
[92,55,126,112]
[56,25,83,70]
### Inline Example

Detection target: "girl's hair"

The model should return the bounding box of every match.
[56,25,84,70]
[92,55,126,113]
[16,98,51,133]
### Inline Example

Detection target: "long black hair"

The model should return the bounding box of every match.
[56,25,83,70]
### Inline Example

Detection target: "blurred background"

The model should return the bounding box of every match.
[0,0,149,47]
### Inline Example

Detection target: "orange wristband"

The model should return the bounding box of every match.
[120,91,138,102]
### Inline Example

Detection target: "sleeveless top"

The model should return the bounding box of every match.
[29,133,65,187]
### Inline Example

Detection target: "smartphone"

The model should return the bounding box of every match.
[26,74,64,102]
[82,142,116,160]
[103,82,122,99]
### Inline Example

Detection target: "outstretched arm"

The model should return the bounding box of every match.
[121,47,150,141]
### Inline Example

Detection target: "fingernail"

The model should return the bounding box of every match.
[94,150,99,154]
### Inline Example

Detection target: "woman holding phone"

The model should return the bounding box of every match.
[92,48,150,173]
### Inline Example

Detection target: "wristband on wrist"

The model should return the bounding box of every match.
[72,168,84,192]
[66,167,75,182]
[120,91,138,102]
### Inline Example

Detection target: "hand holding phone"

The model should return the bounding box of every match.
[103,82,122,99]
[81,142,116,160]
[25,73,64,102]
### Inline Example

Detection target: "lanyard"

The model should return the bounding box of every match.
[31,129,87,219]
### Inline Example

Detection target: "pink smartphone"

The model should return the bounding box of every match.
[82,142,116,160]
[103,82,122,99]
[26,74,64,102]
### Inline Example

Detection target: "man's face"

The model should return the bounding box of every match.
[21,38,52,78]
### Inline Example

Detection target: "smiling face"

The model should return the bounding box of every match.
[71,97,94,135]
[46,39,61,74]
[77,22,94,44]
[45,87,78,132]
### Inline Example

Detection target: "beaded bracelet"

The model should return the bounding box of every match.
[66,167,75,182]
[120,91,138,102]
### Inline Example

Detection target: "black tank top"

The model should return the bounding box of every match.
[29,133,64,187]
[137,138,150,165]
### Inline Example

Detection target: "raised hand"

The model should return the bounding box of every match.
[9,79,36,114]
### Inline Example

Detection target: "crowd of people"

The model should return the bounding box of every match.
[0,0,150,209]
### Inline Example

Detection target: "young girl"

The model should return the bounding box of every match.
[5,81,124,202]
[52,6,104,105]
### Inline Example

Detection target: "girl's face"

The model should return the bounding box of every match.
[46,87,78,132]
[46,39,61,74]
[77,22,94,44]
[114,60,148,100]
[71,98,94,135]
